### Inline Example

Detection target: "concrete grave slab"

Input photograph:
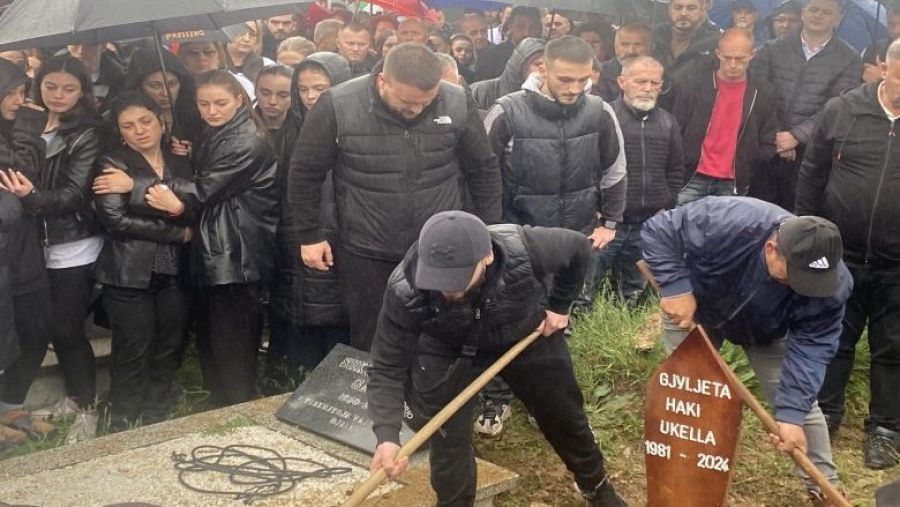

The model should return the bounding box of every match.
[0,394,519,507]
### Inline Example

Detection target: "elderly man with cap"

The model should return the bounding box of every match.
[642,196,852,506]
[366,211,626,507]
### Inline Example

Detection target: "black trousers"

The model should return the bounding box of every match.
[103,274,190,427]
[407,332,607,506]
[268,311,348,375]
[752,156,798,212]
[48,265,97,407]
[338,252,397,351]
[1,288,52,405]
[195,283,262,406]
[819,261,900,432]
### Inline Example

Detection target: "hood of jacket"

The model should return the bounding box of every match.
[520,72,588,121]
[498,37,546,96]
[838,81,883,117]
[289,52,352,124]
[654,21,721,61]
[0,58,27,136]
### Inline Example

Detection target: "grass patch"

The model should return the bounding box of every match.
[202,415,257,436]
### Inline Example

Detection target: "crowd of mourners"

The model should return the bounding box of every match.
[0,0,898,502]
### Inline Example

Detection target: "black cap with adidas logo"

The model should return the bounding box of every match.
[777,216,843,298]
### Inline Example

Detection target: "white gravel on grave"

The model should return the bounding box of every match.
[0,426,397,506]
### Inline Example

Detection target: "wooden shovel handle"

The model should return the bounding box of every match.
[636,260,850,507]
[340,329,543,507]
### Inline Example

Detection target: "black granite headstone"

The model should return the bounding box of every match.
[275,344,415,454]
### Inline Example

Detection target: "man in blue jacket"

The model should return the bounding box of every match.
[641,197,852,505]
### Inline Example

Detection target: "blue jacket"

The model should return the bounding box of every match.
[641,197,853,425]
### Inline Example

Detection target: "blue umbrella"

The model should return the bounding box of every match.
[708,0,887,52]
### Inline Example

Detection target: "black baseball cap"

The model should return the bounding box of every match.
[415,211,492,292]
[777,216,843,298]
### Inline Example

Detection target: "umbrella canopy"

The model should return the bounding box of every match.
[0,0,309,50]
[366,0,428,17]
[707,0,888,52]
[497,0,638,18]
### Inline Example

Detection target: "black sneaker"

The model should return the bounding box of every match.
[579,477,627,507]
[865,426,900,470]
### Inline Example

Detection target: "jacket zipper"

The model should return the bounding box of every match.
[558,120,566,226]
[732,89,757,194]
[864,120,895,263]
[640,116,647,213]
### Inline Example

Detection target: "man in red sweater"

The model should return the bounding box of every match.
[672,28,778,204]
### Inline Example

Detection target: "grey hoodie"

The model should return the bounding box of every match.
[470,38,545,110]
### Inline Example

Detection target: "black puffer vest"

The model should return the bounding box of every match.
[330,75,468,261]
[496,90,604,234]
[394,224,545,354]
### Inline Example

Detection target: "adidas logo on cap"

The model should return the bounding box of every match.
[809,257,830,269]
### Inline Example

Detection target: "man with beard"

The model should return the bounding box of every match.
[584,56,684,307]
[367,210,626,507]
[595,23,652,102]
[799,38,900,470]
[652,0,722,99]
[262,14,298,60]
[673,29,778,204]
[458,14,491,54]
[288,43,501,352]
[478,36,625,435]
[337,23,377,77]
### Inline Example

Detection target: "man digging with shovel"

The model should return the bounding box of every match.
[365,210,626,507]
[641,196,853,506]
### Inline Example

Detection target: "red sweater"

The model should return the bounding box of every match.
[697,76,746,180]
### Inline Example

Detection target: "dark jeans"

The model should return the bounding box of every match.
[338,252,397,351]
[407,332,607,506]
[48,265,97,407]
[1,288,52,405]
[819,261,900,432]
[195,283,262,406]
[103,274,190,427]
[578,223,647,309]
[677,173,737,206]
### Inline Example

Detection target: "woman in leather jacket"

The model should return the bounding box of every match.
[164,70,279,406]
[6,56,102,442]
[93,93,194,431]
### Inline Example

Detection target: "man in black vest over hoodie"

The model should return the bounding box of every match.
[288,43,502,352]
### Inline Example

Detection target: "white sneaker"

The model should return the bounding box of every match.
[474,400,511,437]
[64,409,98,446]
[32,396,79,422]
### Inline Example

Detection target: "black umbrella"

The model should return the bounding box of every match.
[0,0,308,50]
[0,0,307,130]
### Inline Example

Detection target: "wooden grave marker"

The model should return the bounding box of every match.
[644,328,743,507]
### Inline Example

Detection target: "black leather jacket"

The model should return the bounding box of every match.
[21,118,102,246]
[94,148,195,289]
[166,107,280,287]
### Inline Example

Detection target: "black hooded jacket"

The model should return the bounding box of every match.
[470,38,545,110]
[270,52,351,327]
[124,49,204,144]
[652,21,722,90]
[796,82,900,265]
[0,59,48,296]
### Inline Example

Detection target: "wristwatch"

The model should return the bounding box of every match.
[601,219,617,230]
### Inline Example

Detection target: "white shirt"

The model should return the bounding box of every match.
[801,33,832,61]
[44,237,103,269]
